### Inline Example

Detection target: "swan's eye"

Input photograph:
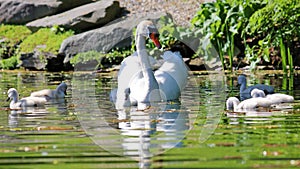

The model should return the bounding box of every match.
[149,33,159,38]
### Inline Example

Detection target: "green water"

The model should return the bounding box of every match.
[0,71,300,169]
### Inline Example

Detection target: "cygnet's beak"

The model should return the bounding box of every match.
[149,33,162,49]
[6,97,11,102]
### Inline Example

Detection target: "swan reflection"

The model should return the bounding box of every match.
[7,98,67,129]
[117,102,189,168]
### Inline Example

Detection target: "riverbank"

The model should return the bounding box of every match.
[118,0,207,27]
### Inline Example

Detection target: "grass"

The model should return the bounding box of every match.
[279,37,287,72]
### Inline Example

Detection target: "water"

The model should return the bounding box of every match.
[0,70,300,168]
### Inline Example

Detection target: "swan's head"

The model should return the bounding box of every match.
[251,88,265,98]
[136,20,161,49]
[226,97,240,110]
[7,88,18,101]
[237,74,247,85]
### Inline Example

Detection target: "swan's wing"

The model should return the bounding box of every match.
[156,51,188,90]
[266,93,294,103]
[22,96,47,106]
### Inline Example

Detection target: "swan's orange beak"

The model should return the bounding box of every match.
[149,33,162,49]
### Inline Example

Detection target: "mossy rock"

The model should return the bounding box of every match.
[0,24,32,60]
[19,27,74,54]
[0,24,32,46]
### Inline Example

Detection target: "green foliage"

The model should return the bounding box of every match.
[0,55,19,69]
[0,24,32,59]
[279,37,287,72]
[70,49,131,68]
[192,0,267,70]
[0,24,32,46]
[192,0,299,71]
[247,0,300,71]
[70,50,103,68]
[20,27,74,54]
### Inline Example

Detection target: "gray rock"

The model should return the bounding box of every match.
[59,12,171,64]
[26,0,121,31]
[0,0,93,24]
[20,51,46,70]
[19,45,66,71]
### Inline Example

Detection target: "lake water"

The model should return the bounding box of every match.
[0,70,300,169]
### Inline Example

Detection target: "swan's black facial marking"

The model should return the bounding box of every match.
[149,32,162,49]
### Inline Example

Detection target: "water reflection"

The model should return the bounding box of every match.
[72,72,196,168]
[117,103,189,168]
[2,71,300,168]
[6,98,67,129]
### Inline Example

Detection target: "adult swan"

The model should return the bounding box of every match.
[115,20,188,110]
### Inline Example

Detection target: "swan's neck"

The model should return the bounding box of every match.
[135,34,161,108]
[136,35,152,77]
[240,82,247,92]
[10,96,18,106]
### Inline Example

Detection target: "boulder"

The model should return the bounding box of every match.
[19,51,46,70]
[0,0,94,24]
[26,0,121,32]
[59,12,171,64]
[19,45,67,71]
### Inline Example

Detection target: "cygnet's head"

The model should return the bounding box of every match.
[136,20,161,49]
[226,97,240,110]
[251,88,265,98]
[237,74,247,85]
[7,88,18,101]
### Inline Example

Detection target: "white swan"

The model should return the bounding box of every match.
[226,96,272,111]
[30,82,67,99]
[251,88,294,104]
[115,20,188,110]
[7,88,47,109]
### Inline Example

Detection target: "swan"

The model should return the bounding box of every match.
[115,20,188,110]
[251,88,294,104]
[238,74,274,101]
[30,82,67,99]
[226,96,272,111]
[226,97,240,111]
[7,88,47,109]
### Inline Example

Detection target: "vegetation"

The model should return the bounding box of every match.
[191,0,300,71]
[0,25,74,70]
[1,0,300,71]
[19,27,74,54]
[0,25,32,69]
[70,49,132,69]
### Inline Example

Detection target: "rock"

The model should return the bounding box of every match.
[20,51,45,70]
[0,0,94,24]
[26,0,121,32]
[59,12,171,64]
[19,45,67,71]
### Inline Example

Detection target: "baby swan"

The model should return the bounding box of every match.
[30,82,67,99]
[226,97,240,111]
[238,74,274,100]
[7,88,47,109]
[226,96,272,111]
[251,88,294,104]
